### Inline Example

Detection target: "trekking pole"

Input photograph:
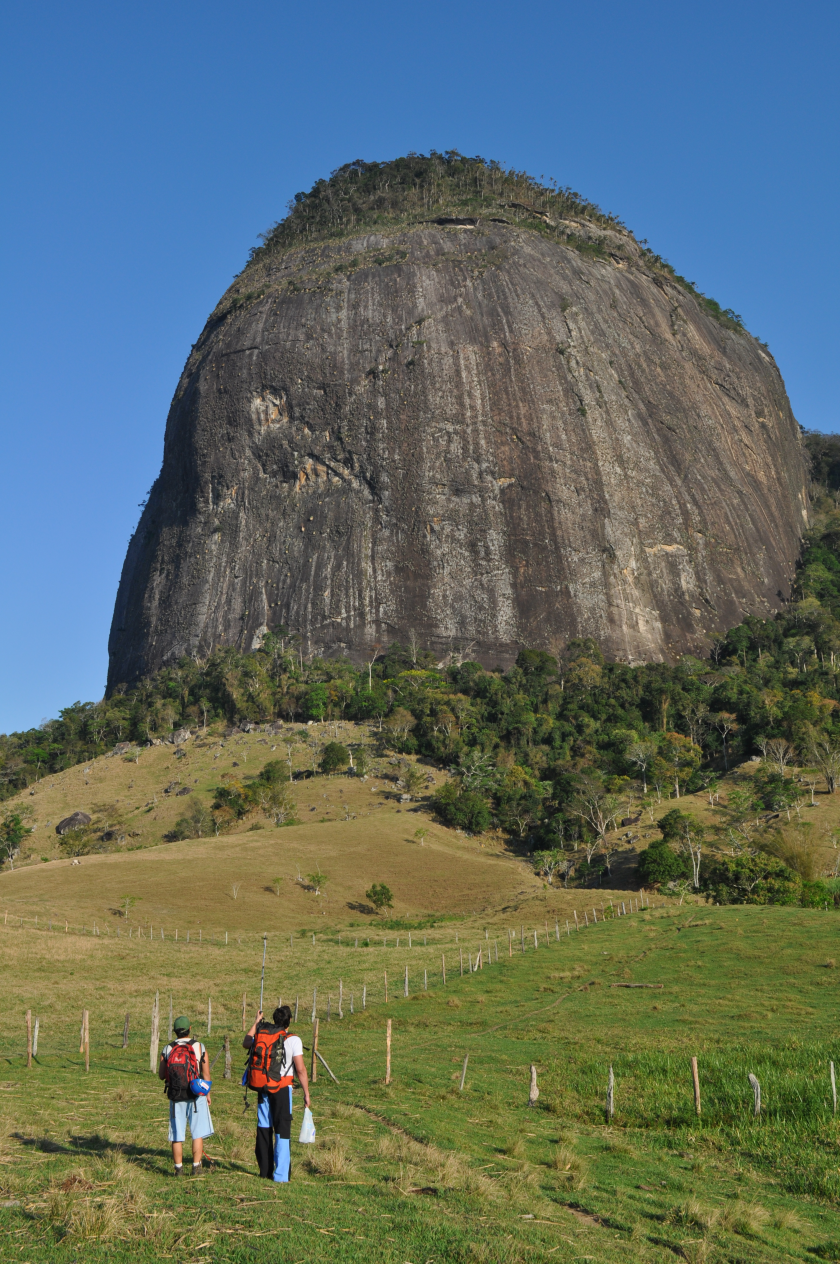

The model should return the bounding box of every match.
[259,933,267,1014]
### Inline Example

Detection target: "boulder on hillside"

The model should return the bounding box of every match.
[56,811,91,835]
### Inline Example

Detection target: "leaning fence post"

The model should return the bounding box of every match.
[26,1010,32,1069]
[529,1064,539,1106]
[294,995,299,1022]
[832,1062,837,1115]
[386,1018,392,1085]
[122,1013,130,1049]
[224,1034,231,1079]
[748,1073,761,1117]
[691,1056,701,1116]
[311,1018,319,1082]
[150,992,159,1073]
[459,1053,469,1092]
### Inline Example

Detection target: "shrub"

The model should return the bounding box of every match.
[320,742,349,774]
[365,882,394,914]
[700,853,800,905]
[431,782,491,834]
[636,840,691,886]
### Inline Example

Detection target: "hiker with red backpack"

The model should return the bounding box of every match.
[243,1004,310,1182]
[158,1016,214,1176]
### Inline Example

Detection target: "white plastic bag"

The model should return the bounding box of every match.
[298,1107,316,1144]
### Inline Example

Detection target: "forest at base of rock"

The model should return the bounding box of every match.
[5,432,840,896]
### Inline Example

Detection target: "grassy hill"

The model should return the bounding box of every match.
[2,903,840,1262]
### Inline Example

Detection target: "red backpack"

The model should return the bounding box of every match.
[246,1023,293,1092]
[165,1040,200,1101]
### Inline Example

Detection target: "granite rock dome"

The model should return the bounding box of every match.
[108,155,808,687]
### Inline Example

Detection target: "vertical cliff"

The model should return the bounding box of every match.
[108,155,808,687]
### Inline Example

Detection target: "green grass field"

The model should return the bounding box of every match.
[3,902,840,1263]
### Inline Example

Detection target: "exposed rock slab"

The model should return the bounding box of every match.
[108,220,808,685]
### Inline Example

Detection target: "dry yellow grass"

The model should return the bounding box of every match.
[1,720,659,933]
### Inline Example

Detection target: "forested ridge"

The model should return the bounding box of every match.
[4,434,840,867]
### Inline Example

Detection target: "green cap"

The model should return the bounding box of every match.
[173,1015,191,1035]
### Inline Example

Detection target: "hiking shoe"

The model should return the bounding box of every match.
[192,1162,203,1175]
[173,1165,183,1177]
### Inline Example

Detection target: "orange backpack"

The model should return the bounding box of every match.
[246,1023,293,1092]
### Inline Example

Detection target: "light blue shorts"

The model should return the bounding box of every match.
[168,1096,214,1143]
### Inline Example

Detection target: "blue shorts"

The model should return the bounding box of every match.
[168,1096,214,1143]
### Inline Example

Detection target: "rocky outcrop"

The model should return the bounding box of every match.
[56,811,91,835]
[108,201,808,686]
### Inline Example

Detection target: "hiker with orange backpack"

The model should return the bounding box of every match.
[243,1005,311,1181]
[158,1016,214,1176]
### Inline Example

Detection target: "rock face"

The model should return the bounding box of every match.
[56,811,91,835]
[108,197,808,686]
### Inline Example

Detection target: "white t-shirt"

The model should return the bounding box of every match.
[162,1038,206,1067]
[277,1033,303,1079]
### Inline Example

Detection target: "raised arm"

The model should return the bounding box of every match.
[242,1010,264,1051]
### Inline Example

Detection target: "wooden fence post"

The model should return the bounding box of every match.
[459,1053,469,1092]
[312,988,317,1022]
[533,929,538,949]
[460,949,464,976]
[223,1034,231,1079]
[122,1013,130,1048]
[748,1073,761,1117]
[508,930,512,958]
[326,995,331,1022]
[294,995,299,1022]
[521,925,525,953]
[441,954,446,985]
[207,997,212,1035]
[150,992,159,1072]
[606,1065,614,1122]
[32,1017,39,1058]
[691,1056,701,1116]
[404,966,408,998]
[574,911,579,931]
[79,1011,85,1053]
[529,1064,539,1106]
[362,984,366,1010]
[83,1009,90,1073]
[832,1061,837,1115]
[566,920,570,936]
[339,980,343,1019]
[241,993,247,1030]
[168,995,173,1043]
[584,911,589,927]
[555,920,559,941]
[310,1019,319,1082]
[26,1010,32,1069]
[424,969,428,991]
[386,1019,392,1085]
[384,971,388,1003]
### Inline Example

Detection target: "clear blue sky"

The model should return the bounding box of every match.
[1,0,837,733]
